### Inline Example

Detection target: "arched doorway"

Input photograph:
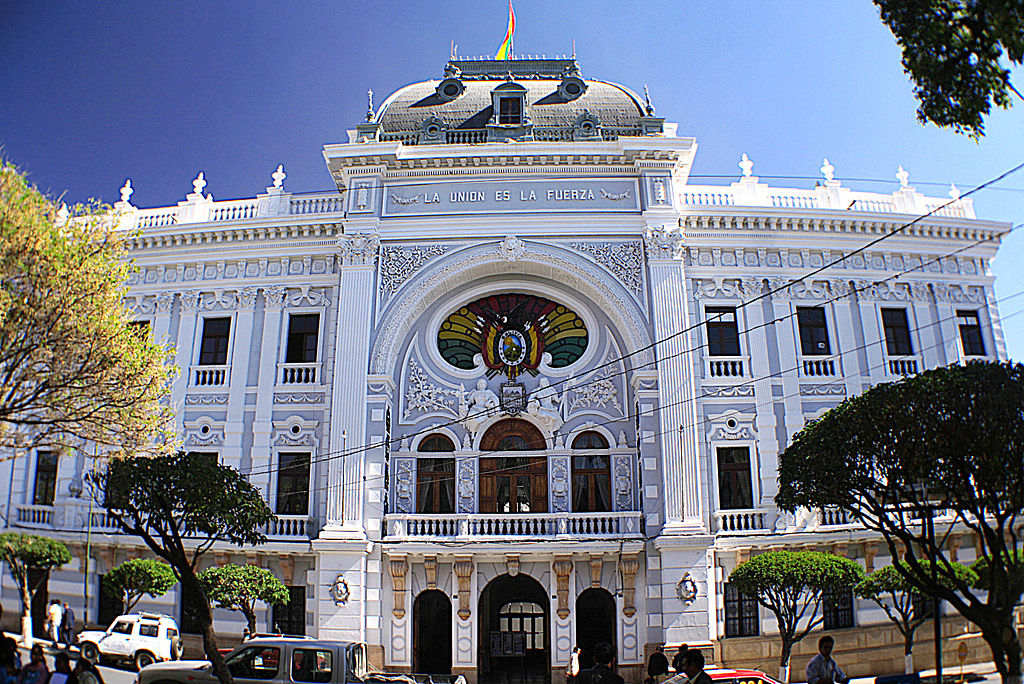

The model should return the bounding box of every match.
[479,573,549,684]
[575,588,615,669]
[413,590,451,674]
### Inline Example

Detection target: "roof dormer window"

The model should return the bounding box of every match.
[498,97,522,125]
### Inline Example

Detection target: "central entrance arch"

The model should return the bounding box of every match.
[479,573,550,684]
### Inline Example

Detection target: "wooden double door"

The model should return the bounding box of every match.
[479,456,547,514]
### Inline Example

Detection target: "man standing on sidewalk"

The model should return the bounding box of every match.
[45,601,63,646]
[59,603,75,648]
[807,636,849,684]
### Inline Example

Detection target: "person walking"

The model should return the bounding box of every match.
[46,600,63,645]
[60,602,76,648]
[576,642,623,684]
[681,650,712,684]
[806,636,849,684]
[565,646,581,684]
[671,645,689,675]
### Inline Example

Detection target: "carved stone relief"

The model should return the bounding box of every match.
[457,458,475,513]
[643,226,684,260]
[550,457,569,512]
[380,245,449,301]
[613,456,632,510]
[394,458,414,514]
[569,241,644,298]
[336,231,380,266]
[403,357,462,422]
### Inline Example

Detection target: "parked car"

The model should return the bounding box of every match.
[76,612,183,671]
[665,667,782,684]
[137,637,381,684]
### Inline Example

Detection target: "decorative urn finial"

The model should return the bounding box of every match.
[271,165,286,189]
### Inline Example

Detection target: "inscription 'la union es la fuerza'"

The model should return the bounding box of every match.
[445,188,596,203]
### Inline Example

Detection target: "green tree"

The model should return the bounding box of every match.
[93,452,276,684]
[0,163,174,456]
[198,564,288,637]
[855,561,978,674]
[728,551,864,683]
[777,361,1024,684]
[0,533,71,645]
[874,0,1024,138]
[102,558,178,613]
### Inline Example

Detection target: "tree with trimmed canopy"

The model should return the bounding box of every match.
[855,561,978,674]
[92,451,276,684]
[0,533,71,645]
[728,550,864,683]
[777,361,1024,684]
[103,558,178,613]
[198,564,288,637]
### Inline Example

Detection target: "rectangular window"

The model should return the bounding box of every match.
[285,314,320,363]
[881,308,913,356]
[276,452,311,516]
[797,307,831,356]
[198,317,231,365]
[823,586,854,629]
[498,97,522,125]
[957,310,986,356]
[416,458,455,514]
[706,307,741,356]
[724,583,759,637]
[717,447,753,510]
[572,455,612,513]
[33,451,57,506]
[272,586,306,636]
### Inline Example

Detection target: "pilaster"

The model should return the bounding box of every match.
[223,287,259,469]
[252,286,286,497]
[644,225,703,533]
[325,230,380,535]
[170,290,201,432]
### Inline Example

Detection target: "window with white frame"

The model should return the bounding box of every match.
[285,313,320,363]
[797,307,831,356]
[716,446,753,509]
[33,451,57,506]
[198,317,231,365]
[706,306,741,356]
[276,452,311,516]
[957,310,986,357]
[881,308,913,356]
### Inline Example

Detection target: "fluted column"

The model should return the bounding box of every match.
[223,287,259,470]
[170,290,202,432]
[326,231,380,533]
[251,286,287,497]
[645,226,704,532]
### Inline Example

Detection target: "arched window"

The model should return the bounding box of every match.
[480,419,546,451]
[418,434,456,452]
[571,431,608,450]
[572,432,611,513]
[498,601,545,651]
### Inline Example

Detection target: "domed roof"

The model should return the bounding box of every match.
[371,58,649,140]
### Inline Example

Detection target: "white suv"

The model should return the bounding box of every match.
[77,612,183,670]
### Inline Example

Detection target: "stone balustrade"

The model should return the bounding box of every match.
[385,511,643,540]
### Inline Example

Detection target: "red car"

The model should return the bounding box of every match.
[665,667,782,684]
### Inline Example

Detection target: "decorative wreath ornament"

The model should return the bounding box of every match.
[677,572,698,605]
[330,575,350,605]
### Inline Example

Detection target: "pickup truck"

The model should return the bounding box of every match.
[137,637,413,684]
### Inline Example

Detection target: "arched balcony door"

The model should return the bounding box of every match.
[480,419,547,514]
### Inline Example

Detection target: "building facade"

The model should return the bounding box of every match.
[1,57,1010,683]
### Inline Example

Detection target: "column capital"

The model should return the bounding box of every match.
[644,225,685,261]
[336,231,380,266]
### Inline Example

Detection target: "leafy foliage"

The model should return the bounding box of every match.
[198,564,288,635]
[93,452,276,684]
[874,0,1024,138]
[970,550,1024,595]
[0,533,71,643]
[856,561,978,669]
[777,361,1024,682]
[729,551,864,680]
[0,163,174,455]
[102,558,178,613]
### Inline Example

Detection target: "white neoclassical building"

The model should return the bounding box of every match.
[0,56,1010,683]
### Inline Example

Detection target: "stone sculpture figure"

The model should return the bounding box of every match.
[460,379,499,435]
[528,377,563,433]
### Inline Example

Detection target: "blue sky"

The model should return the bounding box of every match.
[2,1,1022,357]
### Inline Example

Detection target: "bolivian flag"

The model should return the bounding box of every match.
[495,0,515,60]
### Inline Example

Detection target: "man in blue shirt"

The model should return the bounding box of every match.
[806,636,849,684]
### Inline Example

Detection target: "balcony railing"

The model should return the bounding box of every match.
[713,508,773,534]
[800,356,840,377]
[705,355,748,379]
[190,364,230,387]
[278,362,320,385]
[887,357,920,376]
[385,511,643,540]
[15,504,53,528]
[264,515,312,540]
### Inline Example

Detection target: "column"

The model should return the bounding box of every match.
[740,282,782,507]
[222,287,259,470]
[251,285,287,497]
[152,292,175,348]
[644,226,703,532]
[326,231,379,533]
[170,290,202,432]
